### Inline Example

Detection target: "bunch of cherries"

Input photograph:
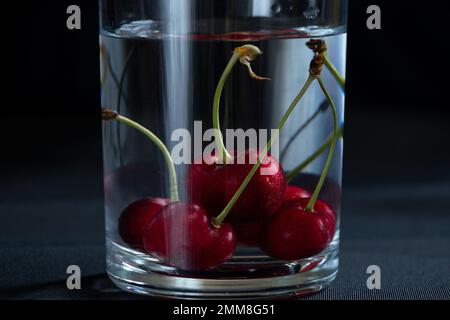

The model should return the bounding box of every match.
[105,40,342,270]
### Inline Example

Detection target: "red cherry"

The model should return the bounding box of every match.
[260,198,336,260]
[234,185,314,247]
[283,185,311,202]
[290,174,342,210]
[186,153,226,216]
[234,184,308,248]
[143,202,236,270]
[119,197,170,250]
[223,149,286,223]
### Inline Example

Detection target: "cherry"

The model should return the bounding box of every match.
[188,149,286,246]
[223,149,286,223]
[260,198,335,260]
[283,185,311,202]
[119,197,170,250]
[234,185,309,246]
[188,149,286,223]
[102,110,235,269]
[205,45,279,225]
[258,52,341,261]
[143,202,236,270]
[186,153,225,216]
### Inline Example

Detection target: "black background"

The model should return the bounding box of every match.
[4,0,449,186]
[1,0,449,299]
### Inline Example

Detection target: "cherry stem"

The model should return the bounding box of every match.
[324,55,346,89]
[305,76,339,211]
[212,75,314,227]
[306,39,345,90]
[212,53,239,163]
[285,126,343,183]
[213,45,270,164]
[101,109,179,202]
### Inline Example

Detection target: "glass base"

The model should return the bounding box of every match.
[106,239,339,299]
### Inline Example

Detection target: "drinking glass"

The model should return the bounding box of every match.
[100,0,347,298]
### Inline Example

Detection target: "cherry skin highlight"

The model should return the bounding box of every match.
[143,202,236,270]
[223,149,286,223]
[186,152,226,217]
[260,198,336,261]
[119,197,170,250]
[283,185,311,202]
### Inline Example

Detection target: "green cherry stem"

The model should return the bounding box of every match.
[212,53,239,163]
[305,76,339,211]
[213,45,270,163]
[323,55,345,89]
[101,109,179,202]
[285,126,343,183]
[212,75,315,227]
[306,39,345,90]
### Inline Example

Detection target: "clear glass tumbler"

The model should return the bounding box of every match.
[100,0,347,298]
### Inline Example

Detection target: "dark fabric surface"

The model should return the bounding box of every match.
[1,179,449,300]
[0,113,449,299]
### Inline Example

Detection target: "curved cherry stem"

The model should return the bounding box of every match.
[285,125,343,183]
[305,76,339,211]
[324,55,345,89]
[306,39,345,90]
[102,109,179,202]
[212,53,239,163]
[212,45,270,164]
[212,75,314,227]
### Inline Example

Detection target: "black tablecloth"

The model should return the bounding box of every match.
[1,177,449,300]
[0,112,449,299]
